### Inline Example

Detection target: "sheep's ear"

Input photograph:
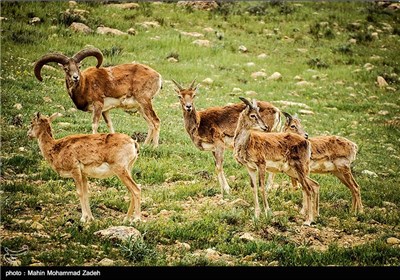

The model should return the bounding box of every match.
[36,112,41,119]
[49,112,63,122]
[251,99,258,109]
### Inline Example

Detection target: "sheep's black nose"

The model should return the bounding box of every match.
[185,105,192,111]
[73,74,79,81]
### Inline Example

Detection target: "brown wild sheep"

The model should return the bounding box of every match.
[172,79,281,197]
[34,47,162,147]
[27,112,141,223]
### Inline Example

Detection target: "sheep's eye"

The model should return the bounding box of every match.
[250,114,256,119]
[177,95,182,99]
[290,125,296,129]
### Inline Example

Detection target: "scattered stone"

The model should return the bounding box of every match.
[267,72,282,81]
[294,75,303,81]
[43,96,52,103]
[31,221,44,230]
[192,39,211,47]
[175,241,191,251]
[180,31,204,38]
[387,237,400,245]
[108,3,139,9]
[273,100,311,109]
[0,17,8,21]
[371,32,379,40]
[13,103,22,110]
[257,53,268,59]
[251,70,267,79]
[349,38,357,44]
[137,21,160,29]
[69,1,77,8]
[98,258,114,266]
[94,226,141,242]
[239,232,255,241]
[378,110,389,116]
[246,62,256,67]
[127,28,137,35]
[297,48,308,53]
[69,22,92,34]
[167,57,178,63]
[361,170,378,177]
[377,76,389,88]
[245,90,258,96]
[96,26,127,36]
[203,27,214,33]
[363,63,374,71]
[18,147,26,152]
[295,81,314,87]
[202,78,213,85]
[383,201,397,208]
[298,109,314,115]
[238,45,248,53]
[177,1,218,11]
[29,17,41,25]
[232,87,242,93]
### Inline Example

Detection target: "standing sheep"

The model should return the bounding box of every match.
[27,112,141,223]
[34,47,162,147]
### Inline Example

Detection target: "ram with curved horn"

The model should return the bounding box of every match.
[34,47,162,147]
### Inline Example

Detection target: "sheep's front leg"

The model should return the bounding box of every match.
[71,168,93,223]
[247,165,260,219]
[258,164,271,217]
[91,101,104,134]
[212,146,230,197]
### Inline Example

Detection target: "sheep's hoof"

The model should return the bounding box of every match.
[302,220,312,226]
[80,216,95,223]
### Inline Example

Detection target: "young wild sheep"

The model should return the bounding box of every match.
[281,112,363,214]
[172,79,281,197]
[34,47,162,147]
[233,97,320,226]
[27,112,141,223]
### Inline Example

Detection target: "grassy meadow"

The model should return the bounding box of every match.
[1,1,399,266]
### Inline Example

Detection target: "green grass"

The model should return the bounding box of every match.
[1,1,399,267]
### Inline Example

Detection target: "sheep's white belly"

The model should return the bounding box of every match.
[57,163,113,179]
[224,136,234,149]
[84,163,114,178]
[102,97,139,111]
[265,160,290,173]
[310,160,336,172]
[201,143,215,151]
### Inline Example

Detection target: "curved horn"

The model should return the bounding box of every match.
[171,79,184,90]
[239,96,253,108]
[189,79,196,89]
[34,53,69,82]
[282,112,293,121]
[72,47,103,68]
